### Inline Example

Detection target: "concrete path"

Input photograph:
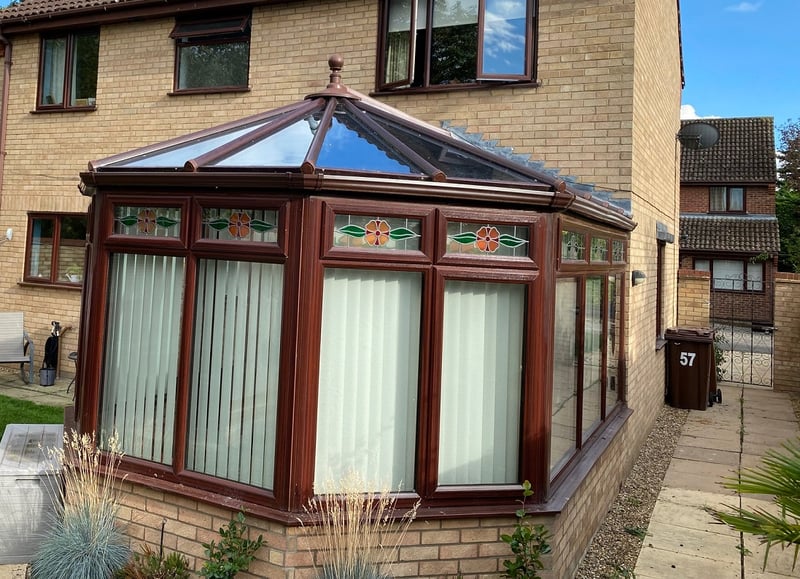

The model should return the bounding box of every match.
[0,367,73,578]
[635,384,800,578]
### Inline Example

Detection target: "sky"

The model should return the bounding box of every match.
[680,0,800,146]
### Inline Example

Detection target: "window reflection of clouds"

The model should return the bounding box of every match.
[215,120,314,167]
[482,0,525,75]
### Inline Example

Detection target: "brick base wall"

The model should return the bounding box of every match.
[113,418,638,579]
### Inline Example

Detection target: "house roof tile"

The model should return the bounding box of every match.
[680,214,780,254]
[0,0,135,20]
[680,117,776,184]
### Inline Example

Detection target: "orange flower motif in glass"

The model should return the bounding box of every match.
[476,226,500,253]
[364,219,390,246]
[228,211,251,239]
[137,209,157,235]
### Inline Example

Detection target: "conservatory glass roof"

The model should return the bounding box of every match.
[92,56,562,188]
[87,56,634,230]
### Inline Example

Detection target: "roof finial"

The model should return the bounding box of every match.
[327,54,344,90]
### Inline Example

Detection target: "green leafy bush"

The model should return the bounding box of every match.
[501,480,551,579]
[199,511,264,579]
[118,544,190,579]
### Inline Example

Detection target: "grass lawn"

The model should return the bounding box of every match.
[0,394,63,437]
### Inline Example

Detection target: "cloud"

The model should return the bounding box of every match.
[725,2,762,12]
[680,104,721,120]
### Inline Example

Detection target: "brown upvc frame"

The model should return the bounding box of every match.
[549,217,627,485]
[35,29,99,112]
[375,0,537,92]
[79,187,628,517]
[169,12,251,95]
[23,212,88,287]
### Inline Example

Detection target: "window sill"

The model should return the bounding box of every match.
[18,280,82,290]
[656,337,668,351]
[31,106,97,114]
[168,86,251,96]
[371,79,540,97]
[543,406,633,513]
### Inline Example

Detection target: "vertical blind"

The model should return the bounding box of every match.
[438,280,523,485]
[187,260,283,489]
[101,254,184,463]
[315,268,421,492]
[551,278,578,475]
[582,276,603,441]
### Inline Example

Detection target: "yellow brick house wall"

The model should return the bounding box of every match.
[0,0,681,574]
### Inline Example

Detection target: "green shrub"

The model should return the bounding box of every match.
[199,511,264,579]
[501,480,551,579]
[118,544,190,579]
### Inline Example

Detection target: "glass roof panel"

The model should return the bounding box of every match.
[108,119,275,169]
[316,107,424,175]
[375,118,539,183]
[212,118,315,167]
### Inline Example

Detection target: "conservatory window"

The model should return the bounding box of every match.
[314,268,422,492]
[438,280,524,485]
[101,254,185,464]
[186,259,283,488]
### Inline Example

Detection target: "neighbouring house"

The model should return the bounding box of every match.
[679,117,780,326]
[0,1,683,576]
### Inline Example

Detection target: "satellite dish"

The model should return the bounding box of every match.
[677,122,720,150]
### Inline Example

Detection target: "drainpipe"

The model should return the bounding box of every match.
[0,28,11,212]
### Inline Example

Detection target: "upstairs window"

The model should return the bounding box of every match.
[170,14,251,93]
[709,186,744,212]
[38,30,99,110]
[25,213,87,285]
[379,0,535,91]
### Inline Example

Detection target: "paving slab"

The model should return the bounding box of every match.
[636,384,800,579]
[662,457,739,494]
[672,444,740,466]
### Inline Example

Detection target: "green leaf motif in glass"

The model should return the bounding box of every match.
[450,232,479,244]
[498,234,527,248]
[155,216,179,228]
[338,224,367,238]
[118,215,139,227]
[388,227,418,240]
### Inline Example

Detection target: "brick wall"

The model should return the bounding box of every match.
[117,480,534,578]
[677,269,710,327]
[679,184,776,215]
[774,272,800,392]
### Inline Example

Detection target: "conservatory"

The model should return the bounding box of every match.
[76,57,634,519]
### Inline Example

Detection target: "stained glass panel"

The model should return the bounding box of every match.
[201,208,278,243]
[114,206,181,238]
[333,214,421,251]
[446,222,529,257]
[590,237,608,263]
[612,239,625,263]
[561,230,585,261]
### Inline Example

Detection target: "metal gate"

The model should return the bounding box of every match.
[710,278,774,387]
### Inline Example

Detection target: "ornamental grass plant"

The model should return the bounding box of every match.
[31,429,130,579]
[300,472,419,579]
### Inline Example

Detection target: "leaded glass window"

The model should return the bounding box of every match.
[334,214,421,251]
[114,206,181,238]
[201,208,278,243]
[562,230,585,261]
[446,222,529,257]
